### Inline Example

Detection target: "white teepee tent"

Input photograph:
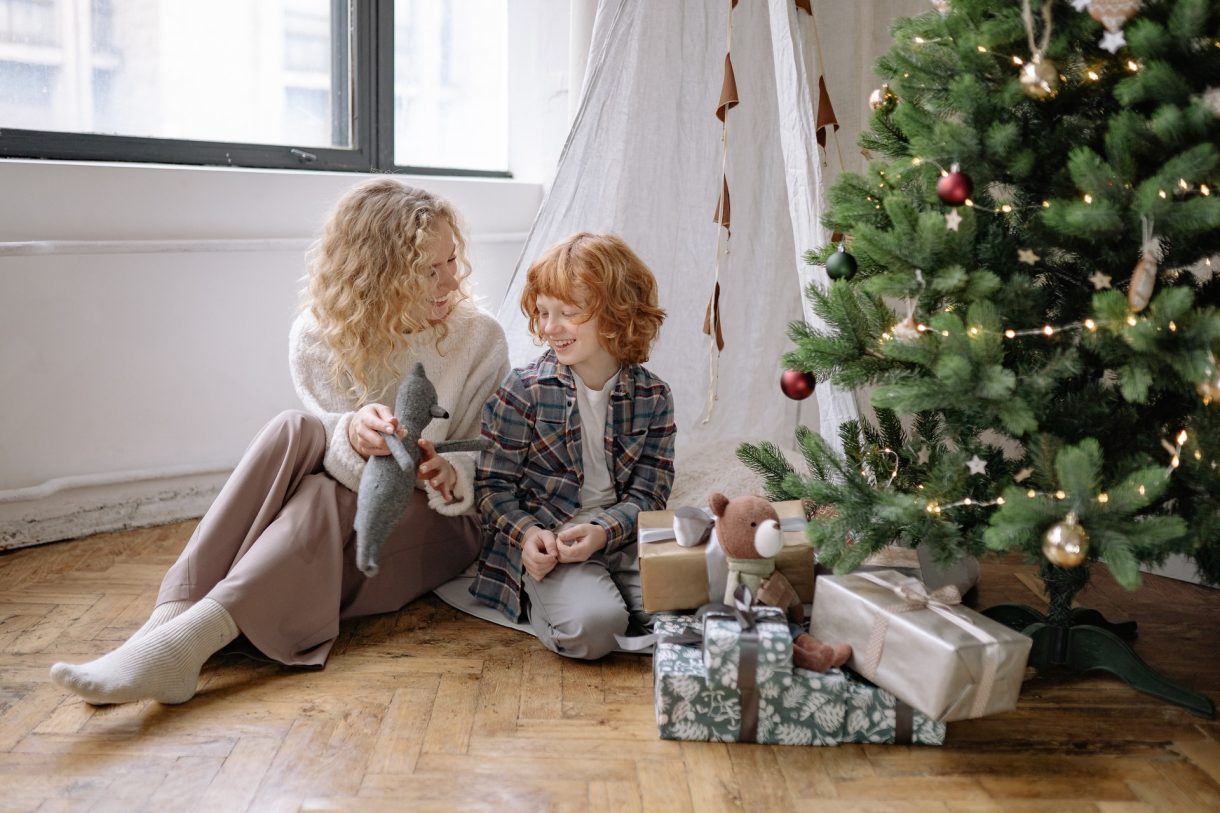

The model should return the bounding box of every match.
[497,0,858,474]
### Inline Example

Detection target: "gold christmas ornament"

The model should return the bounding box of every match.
[1019,0,1057,94]
[1020,55,1060,99]
[1042,513,1090,568]
[868,84,896,111]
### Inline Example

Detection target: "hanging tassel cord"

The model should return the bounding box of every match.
[704,4,735,425]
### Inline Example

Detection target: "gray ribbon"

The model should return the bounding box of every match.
[671,506,729,603]
[894,701,913,745]
[703,584,761,742]
[615,596,734,651]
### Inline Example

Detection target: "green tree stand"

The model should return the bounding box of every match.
[983,564,1215,719]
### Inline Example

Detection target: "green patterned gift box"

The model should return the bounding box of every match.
[653,611,946,746]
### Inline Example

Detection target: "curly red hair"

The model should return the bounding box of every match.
[521,232,666,365]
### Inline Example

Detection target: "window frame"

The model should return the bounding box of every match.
[0,0,510,178]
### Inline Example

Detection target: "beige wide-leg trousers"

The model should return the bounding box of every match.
[157,410,481,666]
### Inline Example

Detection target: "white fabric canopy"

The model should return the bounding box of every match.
[498,0,858,460]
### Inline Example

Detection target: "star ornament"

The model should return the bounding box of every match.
[1100,29,1126,53]
[1089,271,1112,290]
[917,446,931,465]
[945,209,963,232]
[1018,248,1040,265]
[966,454,988,475]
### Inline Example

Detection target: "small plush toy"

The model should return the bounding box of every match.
[709,492,851,672]
[354,363,490,577]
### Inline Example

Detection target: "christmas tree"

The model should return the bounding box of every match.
[739,0,1219,716]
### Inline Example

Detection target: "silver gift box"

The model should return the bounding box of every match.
[809,570,1032,722]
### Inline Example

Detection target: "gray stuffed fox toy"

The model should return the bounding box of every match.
[354,362,490,576]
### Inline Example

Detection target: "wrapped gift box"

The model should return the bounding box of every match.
[653,612,946,745]
[809,570,1032,722]
[638,500,814,612]
[858,544,980,597]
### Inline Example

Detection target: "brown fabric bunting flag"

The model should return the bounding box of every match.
[816,75,839,149]
[795,0,812,13]
[716,54,739,123]
[703,281,725,352]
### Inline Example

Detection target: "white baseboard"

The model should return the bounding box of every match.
[0,469,229,551]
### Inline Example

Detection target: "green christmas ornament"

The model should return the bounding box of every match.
[826,243,858,281]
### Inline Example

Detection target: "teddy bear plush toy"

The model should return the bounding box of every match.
[709,492,851,673]
[354,362,490,577]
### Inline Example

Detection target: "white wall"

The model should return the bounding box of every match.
[0,0,933,551]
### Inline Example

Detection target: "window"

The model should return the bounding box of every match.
[0,0,57,46]
[393,0,507,172]
[0,0,510,176]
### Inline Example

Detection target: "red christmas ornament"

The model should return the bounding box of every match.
[936,164,973,206]
[780,369,817,400]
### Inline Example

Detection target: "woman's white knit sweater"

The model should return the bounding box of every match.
[289,299,510,515]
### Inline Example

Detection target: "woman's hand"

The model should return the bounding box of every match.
[521,526,559,581]
[347,403,403,459]
[555,523,607,564]
[416,439,457,502]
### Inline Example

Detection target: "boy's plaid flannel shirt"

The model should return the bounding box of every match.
[470,350,676,622]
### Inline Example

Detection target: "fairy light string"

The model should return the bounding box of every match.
[914,428,1195,518]
[865,152,1216,216]
[849,9,1220,525]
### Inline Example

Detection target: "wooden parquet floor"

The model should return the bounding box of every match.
[1,522,1219,812]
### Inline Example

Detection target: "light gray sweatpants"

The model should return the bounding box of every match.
[522,552,649,660]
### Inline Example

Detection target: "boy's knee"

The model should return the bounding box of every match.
[546,601,629,660]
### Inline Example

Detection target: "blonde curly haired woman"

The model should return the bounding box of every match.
[51,178,509,705]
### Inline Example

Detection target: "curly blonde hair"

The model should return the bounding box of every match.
[521,232,666,365]
[304,178,472,403]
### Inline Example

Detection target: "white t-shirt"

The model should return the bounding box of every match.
[567,369,619,526]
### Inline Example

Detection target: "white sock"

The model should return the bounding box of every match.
[50,598,238,705]
[131,600,194,640]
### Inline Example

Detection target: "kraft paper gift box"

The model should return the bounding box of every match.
[808,569,1033,722]
[638,500,814,612]
[652,610,946,746]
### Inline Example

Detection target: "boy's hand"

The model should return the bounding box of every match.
[348,404,404,459]
[522,526,559,581]
[555,523,607,564]
[416,439,456,502]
